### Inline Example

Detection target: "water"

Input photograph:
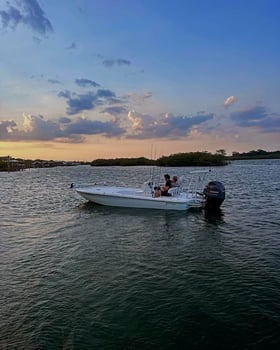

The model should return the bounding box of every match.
[1,160,280,349]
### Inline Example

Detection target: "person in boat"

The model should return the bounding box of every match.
[154,174,172,197]
[171,175,179,187]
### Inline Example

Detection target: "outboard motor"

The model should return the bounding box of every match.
[203,181,225,210]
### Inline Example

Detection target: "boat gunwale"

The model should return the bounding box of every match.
[76,185,194,204]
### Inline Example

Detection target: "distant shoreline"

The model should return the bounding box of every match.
[89,150,280,167]
[0,150,279,171]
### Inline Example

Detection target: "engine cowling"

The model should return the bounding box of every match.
[203,181,225,210]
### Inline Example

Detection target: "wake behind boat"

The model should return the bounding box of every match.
[71,170,225,211]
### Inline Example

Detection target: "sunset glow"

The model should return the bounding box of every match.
[1,0,279,160]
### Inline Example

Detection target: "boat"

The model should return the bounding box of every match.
[71,170,225,211]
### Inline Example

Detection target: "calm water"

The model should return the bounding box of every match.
[1,160,280,349]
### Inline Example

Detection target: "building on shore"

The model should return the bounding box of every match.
[0,156,84,171]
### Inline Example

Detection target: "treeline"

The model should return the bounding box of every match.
[91,151,228,167]
[91,157,154,166]
[229,149,280,160]
[157,152,227,166]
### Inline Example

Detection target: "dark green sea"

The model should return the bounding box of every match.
[1,160,280,349]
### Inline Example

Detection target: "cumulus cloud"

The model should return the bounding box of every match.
[64,117,124,137]
[0,115,63,141]
[0,0,53,35]
[0,108,215,142]
[101,106,128,115]
[102,58,131,68]
[230,105,280,132]
[75,78,100,88]
[22,113,64,140]
[127,111,152,130]
[224,95,236,108]
[2,102,278,144]
[0,120,17,138]
[0,113,125,142]
[58,89,123,115]
[126,111,214,139]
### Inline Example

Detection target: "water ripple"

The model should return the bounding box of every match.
[1,160,280,349]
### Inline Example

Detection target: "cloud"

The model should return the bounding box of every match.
[96,89,116,99]
[0,0,53,35]
[102,59,116,68]
[230,105,280,132]
[58,89,123,115]
[126,111,214,139]
[30,74,44,80]
[0,108,222,142]
[124,91,153,104]
[0,114,64,141]
[58,117,72,124]
[48,79,63,85]
[127,111,154,131]
[64,117,125,137]
[58,91,97,115]
[22,113,64,140]
[101,106,128,116]
[102,58,131,68]
[57,90,71,99]
[0,120,17,138]
[117,58,131,66]
[75,78,100,88]
[0,114,125,142]
[224,95,236,108]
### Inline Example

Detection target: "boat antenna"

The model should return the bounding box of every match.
[151,144,158,185]
[149,144,154,182]
[155,147,163,185]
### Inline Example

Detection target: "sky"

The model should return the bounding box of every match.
[0,0,279,161]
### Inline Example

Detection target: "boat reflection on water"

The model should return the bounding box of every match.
[78,201,188,220]
[203,208,225,226]
[78,201,224,226]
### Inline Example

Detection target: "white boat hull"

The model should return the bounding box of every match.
[75,186,202,211]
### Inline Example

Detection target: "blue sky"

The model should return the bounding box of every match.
[0,0,279,160]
